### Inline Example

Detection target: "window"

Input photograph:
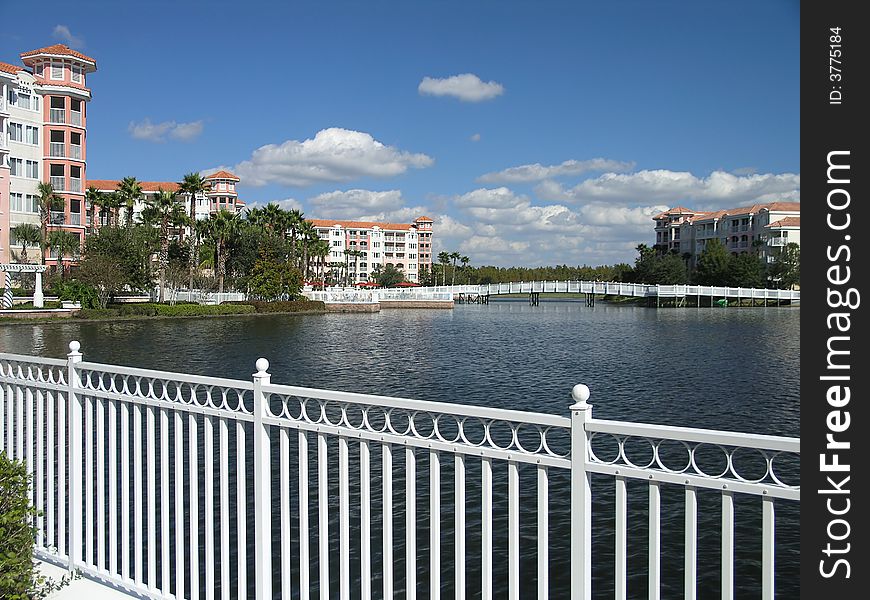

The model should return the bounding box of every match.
[373,241,380,248]
[71,65,83,83]
[25,161,39,179]
[332,241,341,247]
[10,193,23,212]
[8,122,23,142]
[25,126,39,145]
[373,252,380,258]
[9,158,22,176]
[51,62,64,80]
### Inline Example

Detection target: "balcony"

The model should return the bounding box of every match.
[70,144,82,160]
[71,111,82,127]
[50,176,65,191]
[49,108,65,124]
[768,237,788,246]
[70,178,82,193]
[50,211,66,225]
[49,142,65,157]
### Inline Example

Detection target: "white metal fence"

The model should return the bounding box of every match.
[0,343,799,599]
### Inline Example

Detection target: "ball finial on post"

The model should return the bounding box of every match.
[255,358,269,374]
[571,383,591,408]
[68,340,81,354]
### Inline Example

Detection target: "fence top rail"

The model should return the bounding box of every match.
[78,360,254,393]
[0,352,68,368]
[262,381,572,428]
[587,417,799,453]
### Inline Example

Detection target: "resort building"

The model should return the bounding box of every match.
[310,216,434,283]
[1,44,97,266]
[653,201,800,269]
[88,170,245,227]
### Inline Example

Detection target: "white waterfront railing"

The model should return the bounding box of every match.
[0,343,800,599]
[416,280,801,301]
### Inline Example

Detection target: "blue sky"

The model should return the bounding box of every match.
[1,0,800,267]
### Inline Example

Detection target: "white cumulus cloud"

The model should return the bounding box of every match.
[230,128,434,187]
[309,189,406,219]
[52,25,84,48]
[418,74,505,102]
[535,169,800,207]
[128,119,204,143]
[478,158,636,184]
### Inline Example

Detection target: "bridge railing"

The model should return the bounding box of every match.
[0,343,799,599]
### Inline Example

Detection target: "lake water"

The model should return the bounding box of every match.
[0,300,800,598]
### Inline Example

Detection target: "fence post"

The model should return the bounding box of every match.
[570,383,592,600]
[67,340,83,570]
[253,358,272,599]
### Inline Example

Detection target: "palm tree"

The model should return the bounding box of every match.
[297,220,318,281]
[460,255,470,283]
[116,176,143,226]
[350,249,364,285]
[141,188,188,302]
[201,210,240,295]
[99,191,123,227]
[85,185,104,230]
[311,239,330,289]
[286,208,304,265]
[437,251,451,285]
[450,251,461,285]
[46,230,80,278]
[36,182,65,265]
[10,223,41,264]
[178,172,211,291]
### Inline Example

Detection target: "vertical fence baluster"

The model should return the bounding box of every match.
[649,481,661,600]
[58,382,67,558]
[25,387,34,529]
[762,496,775,600]
[253,359,271,600]
[455,453,466,599]
[339,435,350,600]
[204,415,215,600]
[615,476,627,600]
[318,431,329,600]
[147,405,157,589]
[16,384,22,462]
[96,396,105,571]
[570,384,592,600]
[109,399,117,576]
[721,490,734,600]
[508,460,519,600]
[299,430,310,600]
[36,389,44,549]
[360,440,371,600]
[85,395,93,567]
[219,417,230,600]
[67,341,82,567]
[121,398,129,580]
[382,443,393,599]
[430,450,441,599]
[160,409,170,593]
[47,392,55,549]
[685,486,697,600]
[406,446,416,600]
[481,456,492,599]
[189,412,200,600]
[280,429,292,599]
[174,411,185,599]
[537,465,548,600]
[0,378,5,452]
[237,420,247,600]
[133,402,144,584]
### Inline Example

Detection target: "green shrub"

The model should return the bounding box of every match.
[0,451,35,599]
[115,304,159,316]
[226,300,325,313]
[152,303,255,317]
[73,308,121,319]
[53,281,101,309]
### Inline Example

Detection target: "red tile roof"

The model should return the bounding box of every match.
[655,201,800,223]
[88,180,181,193]
[766,216,800,228]
[414,215,434,222]
[309,219,414,231]
[20,44,96,66]
[204,170,240,181]
[0,61,23,75]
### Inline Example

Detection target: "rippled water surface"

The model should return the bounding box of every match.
[1,300,800,598]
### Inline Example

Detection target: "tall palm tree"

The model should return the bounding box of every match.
[99,191,123,227]
[46,230,80,278]
[450,251,461,285]
[460,255,470,283]
[201,210,240,295]
[116,176,143,226]
[178,172,211,291]
[297,219,318,281]
[261,203,285,237]
[36,182,65,265]
[141,188,188,302]
[311,239,330,289]
[85,185,104,230]
[437,251,451,286]
[286,208,304,265]
[10,223,41,264]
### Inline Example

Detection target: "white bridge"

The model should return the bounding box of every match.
[0,342,799,599]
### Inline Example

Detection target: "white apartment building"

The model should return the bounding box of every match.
[310,216,434,283]
[653,201,800,269]
[1,44,96,266]
[88,170,245,227]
